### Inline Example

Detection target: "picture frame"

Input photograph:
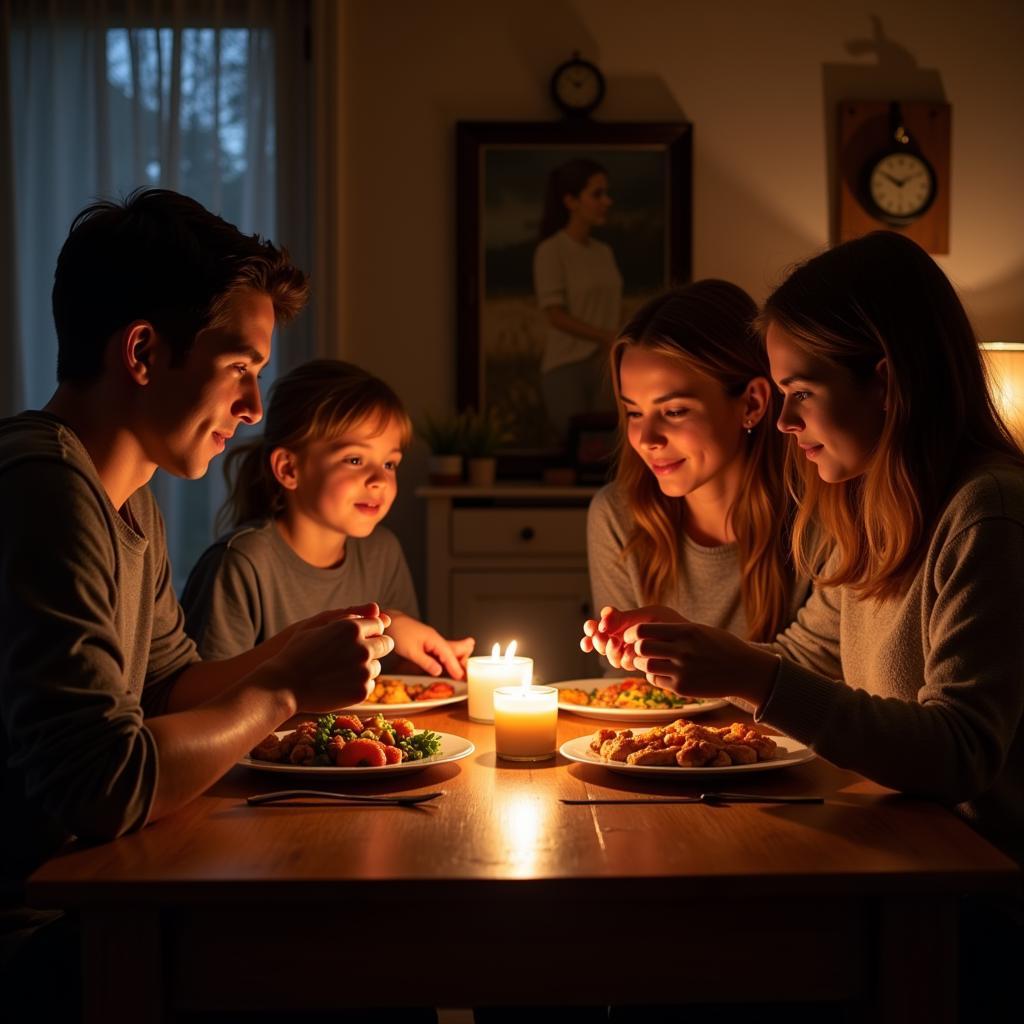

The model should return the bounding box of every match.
[456,120,693,478]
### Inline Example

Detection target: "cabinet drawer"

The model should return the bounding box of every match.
[451,507,587,556]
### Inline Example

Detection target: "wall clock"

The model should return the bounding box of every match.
[549,53,605,119]
[838,100,950,253]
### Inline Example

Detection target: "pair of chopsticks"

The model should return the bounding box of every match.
[247,789,444,807]
[561,792,823,806]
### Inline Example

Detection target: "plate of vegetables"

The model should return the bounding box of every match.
[554,678,728,722]
[241,712,475,777]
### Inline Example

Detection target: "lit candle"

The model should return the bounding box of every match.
[466,641,533,723]
[493,683,558,762]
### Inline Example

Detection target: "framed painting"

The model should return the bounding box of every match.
[456,120,692,477]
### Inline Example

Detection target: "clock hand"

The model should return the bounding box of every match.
[881,172,903,187]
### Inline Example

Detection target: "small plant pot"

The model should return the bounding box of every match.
[428,453,463,485]
[467,456,497,486]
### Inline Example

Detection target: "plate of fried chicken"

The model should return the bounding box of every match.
[560,719,814,776]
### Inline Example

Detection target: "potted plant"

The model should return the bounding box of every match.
[460,407,510,486]
[416,411,466,485]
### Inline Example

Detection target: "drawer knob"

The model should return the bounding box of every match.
[519,526,535,542]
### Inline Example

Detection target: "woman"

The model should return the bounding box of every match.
[584,280,807,658]
[587,233,1024,867]
[533,158,623,440]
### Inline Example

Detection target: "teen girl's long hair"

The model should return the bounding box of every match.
[537,158,607,242]
[758,230,1024,601]
[612,281,794,642]
[216,359,412,534]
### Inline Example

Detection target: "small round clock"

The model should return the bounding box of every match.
[863,147,937,226]
[550,54,605,119]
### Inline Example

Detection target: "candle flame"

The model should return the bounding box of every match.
[491,642,501,659]
[505,640,518,660]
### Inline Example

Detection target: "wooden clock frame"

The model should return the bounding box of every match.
[838,100,951,254]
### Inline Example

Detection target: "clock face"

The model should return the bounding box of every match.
[867,151,935,223]
[553,60,604,115]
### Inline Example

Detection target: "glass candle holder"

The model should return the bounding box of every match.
[466,655,533,723]
[493,685,558,762]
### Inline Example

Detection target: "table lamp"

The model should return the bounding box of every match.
[980,342,1024,445]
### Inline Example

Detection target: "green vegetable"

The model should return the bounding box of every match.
[399,729,442,759]
[314,713,337,755]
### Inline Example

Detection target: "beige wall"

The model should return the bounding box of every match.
[321,0,1024,599]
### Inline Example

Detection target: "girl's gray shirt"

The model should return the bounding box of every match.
[182,519,419,661]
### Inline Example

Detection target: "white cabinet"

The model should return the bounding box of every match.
[417,485,598,683]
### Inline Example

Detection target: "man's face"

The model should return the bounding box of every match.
[143,288,274,478]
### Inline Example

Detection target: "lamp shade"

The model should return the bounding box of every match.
[981,343,1024,445]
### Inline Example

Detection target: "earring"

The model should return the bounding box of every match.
[744,421,753,436]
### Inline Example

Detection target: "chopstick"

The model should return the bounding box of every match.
[561,793,823,806]
[247,789,444,807]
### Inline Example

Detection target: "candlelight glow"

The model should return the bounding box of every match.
[467,642,534,723]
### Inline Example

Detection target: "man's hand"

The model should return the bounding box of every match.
[387,612,475,679]
[266,603,394,711]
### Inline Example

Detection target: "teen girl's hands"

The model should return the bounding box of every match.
[386,612,475,679]
[623,618,780,709]
[265,603,394,711]
[581,604,686,669]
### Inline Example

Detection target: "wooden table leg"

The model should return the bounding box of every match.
[81,909,164,1024]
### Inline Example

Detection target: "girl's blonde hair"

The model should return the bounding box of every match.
[757,230,1023,600]
[217,359,412,534]
[612,280,794,642]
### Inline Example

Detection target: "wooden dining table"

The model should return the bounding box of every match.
[28,700,1019,1023]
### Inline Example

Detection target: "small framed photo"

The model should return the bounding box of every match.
[456,120,693,477]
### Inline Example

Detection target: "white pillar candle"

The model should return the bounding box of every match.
[493,685,558,761]
[466,642,533,723]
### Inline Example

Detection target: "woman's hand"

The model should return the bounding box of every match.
[625,619,780,707]
[581,605,686,669]
[386,612,475,679]
[581,605,780,707]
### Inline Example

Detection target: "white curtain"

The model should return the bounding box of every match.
[1,0,312,591]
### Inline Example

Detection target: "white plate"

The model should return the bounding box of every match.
[552,679,729,722]
[347,676,468,716]
[559,732,815,777]
[240,730,475,777]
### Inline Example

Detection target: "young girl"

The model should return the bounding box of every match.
[588,233,1024,864]
[183,359,474,677]
[583,280,809,663]
[533,158,623,440]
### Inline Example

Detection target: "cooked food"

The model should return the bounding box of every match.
[590,719,778,768]
[250,712,443,767]
[560,678,705,709]
[362,677,456,704]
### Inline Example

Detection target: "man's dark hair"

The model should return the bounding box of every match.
[52,188,310,382]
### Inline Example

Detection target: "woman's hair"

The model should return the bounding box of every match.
[757,230,1023,600]
[217,359,412,533]
[538,158,607,241]
[611,280,794,642]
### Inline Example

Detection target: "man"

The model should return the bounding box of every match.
[0,190,393,1009]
